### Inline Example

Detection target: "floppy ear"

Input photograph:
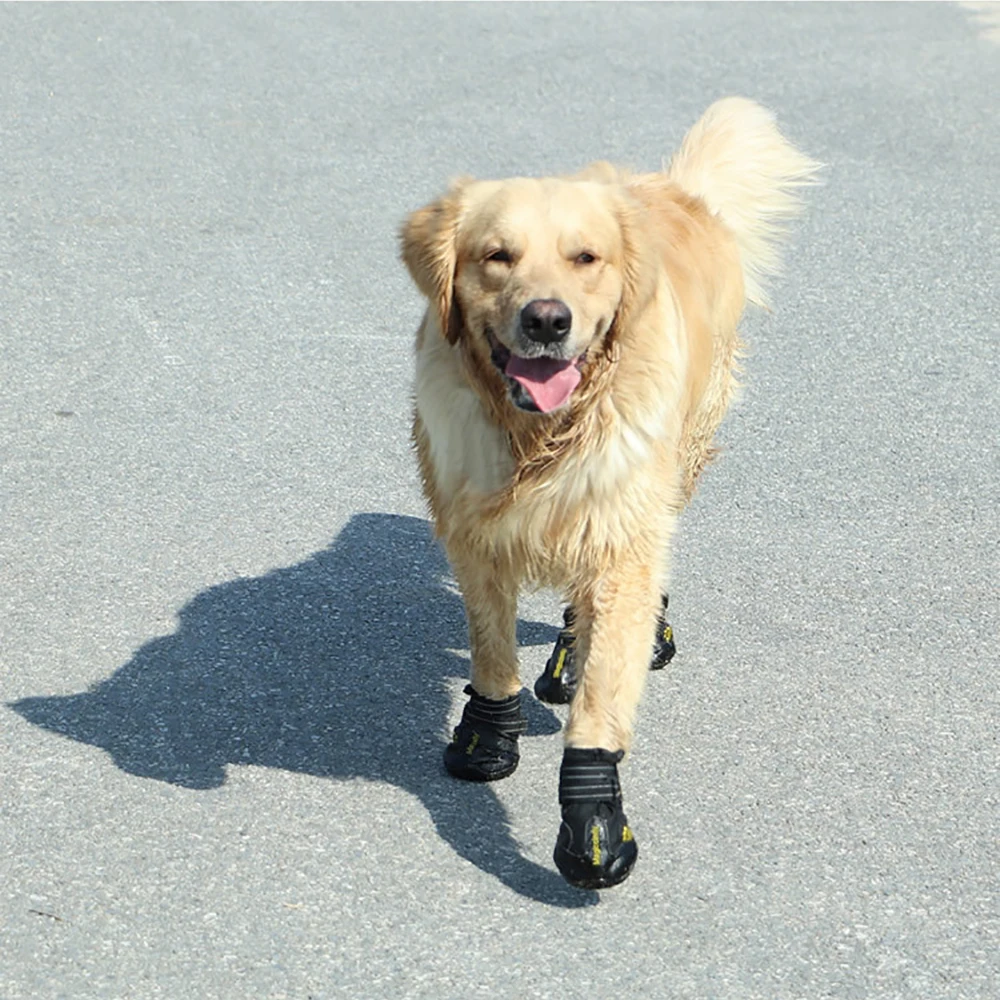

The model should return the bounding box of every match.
[609,191,659,341]
[400,181,468,345]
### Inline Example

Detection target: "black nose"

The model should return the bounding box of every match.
[520,299,572,345]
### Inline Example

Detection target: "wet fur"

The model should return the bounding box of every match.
[402,98,819,752]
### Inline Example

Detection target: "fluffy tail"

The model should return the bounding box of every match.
[667,97,822,308]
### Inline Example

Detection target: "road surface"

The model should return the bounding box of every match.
[2,4,997,999]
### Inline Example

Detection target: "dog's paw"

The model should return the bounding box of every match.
[553,747,638,890]
[534,608,577,705]
[443,685,526,782]
[554,802,638,890]
[649,612,676,671]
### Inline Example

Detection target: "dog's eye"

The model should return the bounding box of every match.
[575,252,597,265]
[484,248,513,264]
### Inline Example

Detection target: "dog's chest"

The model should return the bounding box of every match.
[415,331,514,497]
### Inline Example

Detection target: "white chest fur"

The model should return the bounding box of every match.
[415,322,514,499]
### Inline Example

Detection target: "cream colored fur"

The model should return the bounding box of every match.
[666,97,822,308]
[402,98,820,752]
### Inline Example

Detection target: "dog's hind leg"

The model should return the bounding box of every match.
[534,594,675,705]
[650,594,676,670]
[443,553,527,782]
[534,606,579,705]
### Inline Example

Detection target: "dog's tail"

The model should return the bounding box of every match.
[667,97,822,308]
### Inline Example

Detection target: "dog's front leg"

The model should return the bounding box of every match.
[566,565,660,752]
[442,551,526,782]
[554,562,662,889]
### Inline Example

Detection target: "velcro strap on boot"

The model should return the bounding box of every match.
[558,747,625,804]
[462,685,527,737]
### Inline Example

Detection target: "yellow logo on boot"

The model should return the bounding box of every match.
[591,825,602,866]
[552,648,568,679]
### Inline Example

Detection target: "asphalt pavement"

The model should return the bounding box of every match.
[2,4,997,999]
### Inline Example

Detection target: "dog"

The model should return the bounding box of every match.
[401,98,820,889]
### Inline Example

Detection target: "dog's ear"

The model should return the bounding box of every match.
[609,190,659,342]
[400,180,469,345]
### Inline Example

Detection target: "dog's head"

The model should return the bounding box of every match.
[402,174,657,414]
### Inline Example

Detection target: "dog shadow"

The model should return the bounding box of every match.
[10,513,598,907]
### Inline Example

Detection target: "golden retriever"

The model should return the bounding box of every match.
[401,98,819,889]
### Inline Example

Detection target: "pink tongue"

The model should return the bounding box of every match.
[505,355,582,413]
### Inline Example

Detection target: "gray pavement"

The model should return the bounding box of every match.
[2,4,997,999]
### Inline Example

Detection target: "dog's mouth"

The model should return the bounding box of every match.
[487,329,584,414]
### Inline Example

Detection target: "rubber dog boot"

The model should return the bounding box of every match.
[650,594,676,671]
[534,607,577,705]
[553,747,638,890]
[444,685,527,782]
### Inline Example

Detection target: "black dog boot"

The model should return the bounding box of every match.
[533,607,577,705]
[650,594,676,670]
[444,685,527,782]
[554,747,638,890]
[535,597,676,704]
